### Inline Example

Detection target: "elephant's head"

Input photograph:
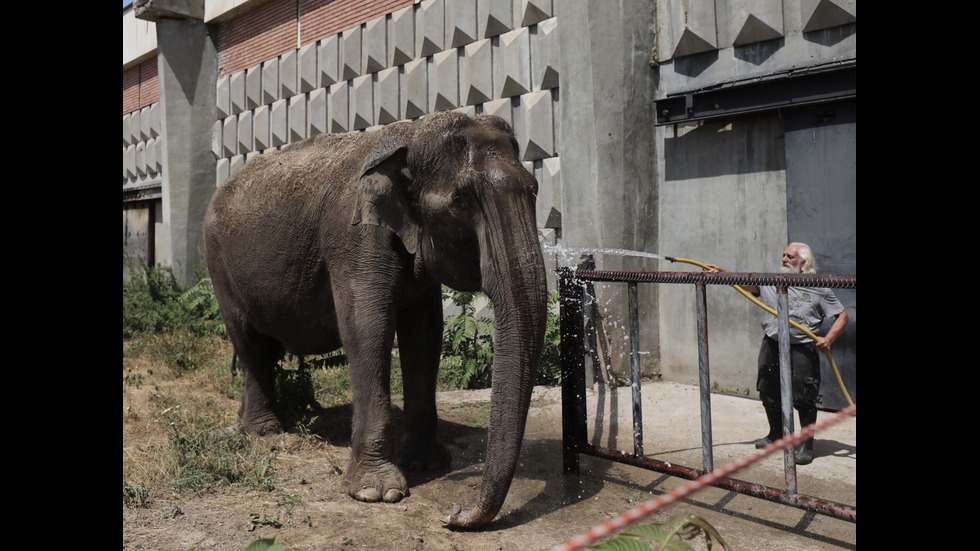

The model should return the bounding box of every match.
[353,111,548,528]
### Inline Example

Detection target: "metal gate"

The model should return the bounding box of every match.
[558,267,856,522]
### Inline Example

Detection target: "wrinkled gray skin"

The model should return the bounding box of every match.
[203,112,547,529]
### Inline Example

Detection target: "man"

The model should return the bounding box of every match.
[709,242,849,465]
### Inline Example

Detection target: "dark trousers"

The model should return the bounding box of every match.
[757,335,821,414]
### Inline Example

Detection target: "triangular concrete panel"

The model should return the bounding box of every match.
[672,28,716,58]
[483,15,510,38]
[803,0,856,33]
[733,14,783,46]
[500,75,529,98]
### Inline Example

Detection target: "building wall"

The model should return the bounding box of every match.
[122,0,857,398]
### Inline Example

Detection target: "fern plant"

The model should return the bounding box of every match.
[587,514,734,551]
[441,289,495,389]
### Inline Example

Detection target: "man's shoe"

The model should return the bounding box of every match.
[754,436,775,449]
[795,441,814,465]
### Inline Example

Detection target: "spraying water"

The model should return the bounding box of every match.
[542,243,664,267]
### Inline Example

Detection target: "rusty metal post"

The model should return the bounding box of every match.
[560,269,588,475]
[776,286,798,491]
[628,281,643,456]
[695,283,714,472]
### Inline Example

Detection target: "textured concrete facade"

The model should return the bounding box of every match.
[123,0,856,396]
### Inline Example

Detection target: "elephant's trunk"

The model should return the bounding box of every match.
[442,187,548,529]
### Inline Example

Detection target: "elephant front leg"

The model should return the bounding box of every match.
[339,303,409,503]
[397,287,452,472]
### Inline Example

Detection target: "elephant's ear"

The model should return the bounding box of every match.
[351,146,421,254]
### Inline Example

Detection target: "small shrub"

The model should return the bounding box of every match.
[123,262,224,339]
[123,483,149,508]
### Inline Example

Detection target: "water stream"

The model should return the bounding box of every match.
[541,243,665,267]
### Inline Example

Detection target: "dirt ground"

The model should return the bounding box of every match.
[123,381,856,551]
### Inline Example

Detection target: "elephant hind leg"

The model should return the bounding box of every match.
[234,331,287,435]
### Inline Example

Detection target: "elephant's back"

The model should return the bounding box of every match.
[205,131,381,239]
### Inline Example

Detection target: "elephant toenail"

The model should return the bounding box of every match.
[356,488,381,502]
[383,489,405,502]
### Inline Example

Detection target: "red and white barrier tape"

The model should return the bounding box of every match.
[547,404,856,551]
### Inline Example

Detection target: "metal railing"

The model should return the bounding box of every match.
[558,266,857,522]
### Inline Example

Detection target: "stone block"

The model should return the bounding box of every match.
[496,27,531,98]
[514,90,553,160]
[460,39,492,106]
[140,105,152,141]
[148,103,160,138]
[342,27,362,81]
[531,17,559,90]
[216,74,230,119]
[230,70,246,115]
[483,97,513,126]
[136,141,146,176]
[330,81,349,132]
[253,105,270,151]
[536,156,561,226]
[123,114,132,147]
[319,35,340,87]
[289,93,308,143]
[280,50,299,99]
[431,49,459,112]
[402,58,428,119]
[389,4,415,66]
[299,43,318,93]
[375,67,400,125]
[519,0,552,27]
[448,0,478,48]
[455,104,477,117]
[129,109,141,145]
[479,0,513,38]
[230,154,246,178]
[211,119,223,158]
[365,16,387,74]
[309,88,329,137]
[148,137,161,175]
[246,64,262,109]
[125,144,136,179]
[351,75,374,130]
[262,59,280,105]
[271,98,288,147]
[222,115,238,157]
[238,111,253,154]
[215,157,230,187]
[416,0,444,57]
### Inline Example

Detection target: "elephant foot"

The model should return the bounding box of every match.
[344,460,408,503]
[238,410,285,436]
[399,438,452,472]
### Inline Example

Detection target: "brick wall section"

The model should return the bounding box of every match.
[122,59,160,116]
[300,0,413,46]
[216,0,414,78]
[216,0,298,78]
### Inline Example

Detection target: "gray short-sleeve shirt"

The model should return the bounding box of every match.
[758,286,845,344]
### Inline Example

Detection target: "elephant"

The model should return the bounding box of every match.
[203,111,548,529]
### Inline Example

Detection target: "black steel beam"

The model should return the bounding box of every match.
[654,65,855,126]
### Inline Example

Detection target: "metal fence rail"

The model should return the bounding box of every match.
[558,267,857,522]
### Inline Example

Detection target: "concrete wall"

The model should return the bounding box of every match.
[122,0,857,397]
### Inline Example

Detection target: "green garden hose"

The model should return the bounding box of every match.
[667,256,854,407]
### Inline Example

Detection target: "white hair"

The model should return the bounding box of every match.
[789,242,816,274]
